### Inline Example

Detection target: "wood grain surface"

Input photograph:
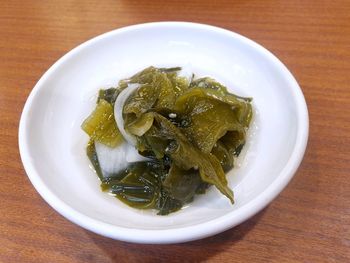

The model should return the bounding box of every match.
[1,1,349,262]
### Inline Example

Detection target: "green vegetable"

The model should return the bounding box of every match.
[102,162,160,209]
[86,140,104,180]
[123,67,190,119]
[142,113,234,203]
[81,99,123,147]
[164,164,204,202]
[211,141,234,172]
[176,93,245,153]
[101,161,183,215]
[82,66,253,215]
[97,88,120,105]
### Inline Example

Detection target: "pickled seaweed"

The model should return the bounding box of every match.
[82,66,252,215]
[86,140,103,180]
[81,99,123,147]
[143,113,234,203]
[102,162,160,209]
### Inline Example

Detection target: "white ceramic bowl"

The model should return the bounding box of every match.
[19,22,308,244]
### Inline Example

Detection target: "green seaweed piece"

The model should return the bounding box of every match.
[102,162,161,209]
[190,77,252,102]
[190,77,229,94]
[163,164,202,202]
[126,66,159,84]
[156,190,183,215]
[176,93,245,153]
[175,87,250,114]
[101,160,183,215]
[148,113,234,203]
[86,140,104,180]
[123,83,159,117]
[220,130,246,156]
[123,67,190,120]
[97,88,119,105]
[153,72,177,110]
[81,99,123,147]
[211,141,234,172]
[186,80,253,127]
[172,84,252,153]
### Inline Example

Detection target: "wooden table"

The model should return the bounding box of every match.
[1,1,349,262]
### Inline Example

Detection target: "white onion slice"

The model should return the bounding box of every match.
[95,141,148,177]
[114,83,140,146]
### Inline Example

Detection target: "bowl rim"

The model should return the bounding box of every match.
[18,21,309,244]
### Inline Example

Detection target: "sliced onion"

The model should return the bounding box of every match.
[94,83,152,178]
[126,112,154,137]
[114,83,140,146]
[95,141,148,177]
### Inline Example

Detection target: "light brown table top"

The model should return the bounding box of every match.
[1,1,349,262]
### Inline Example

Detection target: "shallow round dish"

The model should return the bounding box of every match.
[19,22,308,244]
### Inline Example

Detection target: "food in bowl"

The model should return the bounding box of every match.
[19,22,308,243]
[81,66,253,215]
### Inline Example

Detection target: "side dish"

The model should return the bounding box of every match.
[82,66,252,215]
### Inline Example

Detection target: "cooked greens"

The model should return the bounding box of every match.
[82,66,252,215]
[81,99,123,147]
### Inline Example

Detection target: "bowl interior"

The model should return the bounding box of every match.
[20,23,306,242]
